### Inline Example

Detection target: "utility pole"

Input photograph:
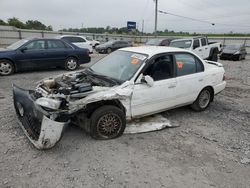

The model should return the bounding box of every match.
[154,0,158,36]
[142,19,144,35]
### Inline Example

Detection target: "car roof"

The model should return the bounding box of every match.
[119,46,191,57]
[171,36,206,42]
[56,35,86,38]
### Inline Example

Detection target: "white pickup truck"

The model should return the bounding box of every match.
[170,36,222,61]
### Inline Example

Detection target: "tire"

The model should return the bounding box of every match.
[211,51,218,62]
[0,59,14,76]
[65,57,79,71]
[90,105,126,140]
[107,48,112,54]
[191,88,212,112]
[238,54,242,61]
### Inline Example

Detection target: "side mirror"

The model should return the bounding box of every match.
[20,47,27,52]
[141,75,154,87]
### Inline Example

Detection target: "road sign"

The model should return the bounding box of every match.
[127,21,136,30]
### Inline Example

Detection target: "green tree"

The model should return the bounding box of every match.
[8,17,25,29]
[0,19,7,25]
[25,20,47,30]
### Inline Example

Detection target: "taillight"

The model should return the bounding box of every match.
[223,74,226,81]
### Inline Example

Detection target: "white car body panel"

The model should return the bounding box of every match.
[56,35,93,53]
[170,37,221,60]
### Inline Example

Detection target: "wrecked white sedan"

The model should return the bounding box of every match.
[13,46,226,149]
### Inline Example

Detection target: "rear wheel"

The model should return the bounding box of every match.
[107,48,112,54]
[65,57,79,71]
[191,88,212,111]
[211,51,218,61]
[90,105,126,140]
[0,59,14,76]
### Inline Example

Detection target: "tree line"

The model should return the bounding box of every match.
[0,17,53,31]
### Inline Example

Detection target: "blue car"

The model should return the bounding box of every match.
[0,38,91,76]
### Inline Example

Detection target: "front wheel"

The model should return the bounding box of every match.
[191,88,212,111]
[211,52,218,62]
[107,48,112,54]
[0,60,14,76]
[90,105,126,140]
[65,57,79,71]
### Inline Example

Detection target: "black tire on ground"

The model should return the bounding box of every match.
[90,105,126,140]
[0,59,15,76]
[191,87,213,112]
[238,54,242,61]
[107,48,112,54]
[211,51,218,61]
[65,57,79,71]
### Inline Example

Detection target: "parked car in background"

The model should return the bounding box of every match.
[0,38,90,76]
[220,44,247,61]
[170,36,221,61]
[95,40,131,54]
[13,46,226,149]
[56,35,93,53]
[85,37,100,47]
[145,38,175,46]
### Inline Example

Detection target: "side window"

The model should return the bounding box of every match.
[47,40,66,49]
[144,55,174,81]
[175,54,197,76]
[74,37,85,43]
[201,38,207,46]
[193,39,200,49]
[25,40,45,50]
[196,58,204,72]
[62,37,73,43]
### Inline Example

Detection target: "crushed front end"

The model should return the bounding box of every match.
[13,85,70,149]
[12,70,119,149]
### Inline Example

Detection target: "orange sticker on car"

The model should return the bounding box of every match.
[131,58,139,65]
[177,61,183,69]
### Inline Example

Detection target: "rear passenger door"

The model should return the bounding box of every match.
[193,39,203,59]
[200,38,210,59]
[174,53,205,106]
[46,40,68,67]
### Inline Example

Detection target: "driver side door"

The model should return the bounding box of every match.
[131,54,177,118]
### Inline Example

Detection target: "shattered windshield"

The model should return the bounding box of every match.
[170,40,192,48]
[90,50,147,82]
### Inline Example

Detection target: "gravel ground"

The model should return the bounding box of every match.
[0,54,250,188]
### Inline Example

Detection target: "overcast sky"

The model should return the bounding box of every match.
[1,0,250,33]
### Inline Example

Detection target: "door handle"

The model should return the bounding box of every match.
[205,48,208,50]
[199,79,204,82]
[198,49,202,52]
[168,85,176,89]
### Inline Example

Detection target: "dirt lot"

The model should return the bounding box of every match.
[0,54,250,188]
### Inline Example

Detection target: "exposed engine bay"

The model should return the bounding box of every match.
[34,69,119,111]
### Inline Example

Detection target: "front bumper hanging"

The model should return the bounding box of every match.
[13,85,69,149]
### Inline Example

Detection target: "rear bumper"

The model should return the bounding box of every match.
[214,81,226,95]
[13,85,69,149]
[80,56,91,64]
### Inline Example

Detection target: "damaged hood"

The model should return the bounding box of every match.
[35,69,134,114]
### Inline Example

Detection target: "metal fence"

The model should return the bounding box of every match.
[1,28,250,54]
